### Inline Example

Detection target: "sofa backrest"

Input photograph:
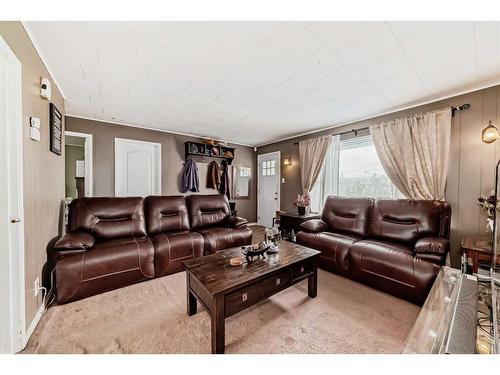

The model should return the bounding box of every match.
[321,196,373,237]
[69,197,146,240]
[145,196,190,234]
[187,194,230,229]
[369,199,451,244]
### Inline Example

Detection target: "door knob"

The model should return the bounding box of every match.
[10,218,21,223]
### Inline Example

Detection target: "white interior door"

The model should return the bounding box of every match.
[258,151,280,227]
[115,138,161,197]
[0,36,25,353]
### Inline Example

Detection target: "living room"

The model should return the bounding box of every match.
[1,0,499,372]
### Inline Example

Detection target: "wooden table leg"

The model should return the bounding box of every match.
[186,272,197,316]
[211,295,225,354]
[308,260,317,298]
[473,251,479,274]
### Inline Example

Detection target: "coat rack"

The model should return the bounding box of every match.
[184,141,235,165]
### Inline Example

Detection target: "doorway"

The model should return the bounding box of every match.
[64,131,93,198]
[0,36,25,353]
[257,151,281,228]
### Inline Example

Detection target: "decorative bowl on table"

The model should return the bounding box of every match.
[241,242,270,260]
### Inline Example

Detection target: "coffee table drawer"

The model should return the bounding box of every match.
[291,260,313,280]
[225,282,262,317]
[263,270,291,295]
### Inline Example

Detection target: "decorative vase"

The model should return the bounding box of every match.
[298,206,306,215]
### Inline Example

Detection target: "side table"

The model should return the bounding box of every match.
[461,234,492,274]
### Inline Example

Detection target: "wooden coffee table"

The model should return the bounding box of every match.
[183,241,320,354]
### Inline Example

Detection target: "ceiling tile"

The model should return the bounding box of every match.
[316,66,364,94]
[71,21,143,57]
[307,21,384,51]
[337,24,401,69]
[291,47,346,81]
[356,51,414,84]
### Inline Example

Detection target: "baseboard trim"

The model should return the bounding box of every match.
[23,302,44,349]
[246,222,259,226]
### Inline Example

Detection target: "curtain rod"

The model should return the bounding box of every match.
[293,104,470,145]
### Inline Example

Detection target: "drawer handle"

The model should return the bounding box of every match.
[276,277,281,286]
[242,293,247,302]
[300,266,305,273]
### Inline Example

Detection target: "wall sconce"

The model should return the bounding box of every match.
[482,121,500,144]
[283,156,293,166]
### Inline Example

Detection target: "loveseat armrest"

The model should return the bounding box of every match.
[300,219,330,233]
[54,231,95,250]
[414,237,449,255]
[221,216,249,228]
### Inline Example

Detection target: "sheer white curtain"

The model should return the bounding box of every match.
[369,108,452,200]
[310,135,340,213]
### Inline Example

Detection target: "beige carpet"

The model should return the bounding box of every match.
[23,269,419,354]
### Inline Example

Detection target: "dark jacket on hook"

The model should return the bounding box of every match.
[207,160,222,189]
[181,158,199,193]
[219,160,231,199]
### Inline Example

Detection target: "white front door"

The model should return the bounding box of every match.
[0,36,25,353]
[115,138,161,197]
[257,151,280,228]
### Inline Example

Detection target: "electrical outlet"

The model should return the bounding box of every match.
[34,277,40,297]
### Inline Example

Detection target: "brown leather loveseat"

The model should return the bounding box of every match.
[51,194,252,304]
[296,197,451,304]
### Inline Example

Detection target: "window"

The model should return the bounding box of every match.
[261,160,276,176]
[310,134,402,213]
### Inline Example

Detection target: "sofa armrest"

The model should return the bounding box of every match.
[53,231,95,250]
[299,219,329,233]
[414,237,449,255]
[221,216,248,228]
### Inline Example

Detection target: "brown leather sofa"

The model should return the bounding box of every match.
[296,197,451,304]
[51,194,252,304]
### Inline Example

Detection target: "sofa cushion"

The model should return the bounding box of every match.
[151,231,204,277]
[349,239,440,304]
[296,231,359,275]
[145,196,190,234]
[369,199,447,245]
[187,194,230,229]
[321,196,373,237]
[69,197,146,240]
[55,236,155,304]
[196,226,252,255]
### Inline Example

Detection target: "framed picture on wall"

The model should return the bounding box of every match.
[49,103,62,155]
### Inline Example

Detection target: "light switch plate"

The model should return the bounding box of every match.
[29,127,40,141]
[30,117,40,129]
[281,178,285,183]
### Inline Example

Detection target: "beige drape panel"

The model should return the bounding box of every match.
[299,135,332,195]
[369,108,452,200]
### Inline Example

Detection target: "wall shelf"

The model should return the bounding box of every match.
[184,141,235,165]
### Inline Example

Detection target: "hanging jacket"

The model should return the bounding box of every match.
[219,160,231,200]
[207,160,222,189]
[181,158,199,193]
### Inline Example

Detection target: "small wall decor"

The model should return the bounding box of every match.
[49,103,63,155]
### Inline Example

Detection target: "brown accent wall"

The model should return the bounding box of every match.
[0,22,65,325]
[258,85,500,267]
[65,116,257,222]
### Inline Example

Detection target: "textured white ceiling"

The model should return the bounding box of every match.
[24,21,500,146]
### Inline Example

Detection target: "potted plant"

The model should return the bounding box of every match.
[294,193,310,216]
